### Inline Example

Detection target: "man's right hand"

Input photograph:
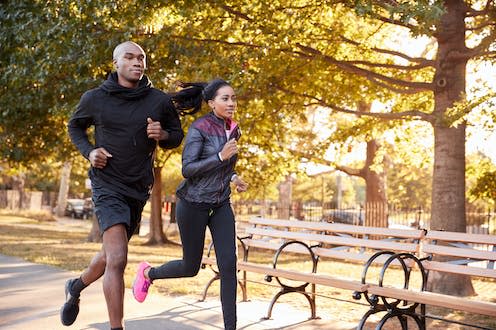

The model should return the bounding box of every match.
[89,148,112,169]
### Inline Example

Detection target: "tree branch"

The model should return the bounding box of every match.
[220,4,254,22]
[274,85,434,122]
[375,0,401,6]
[340,35,435,66]
[466,30,496,58]
[294,43,434,92]
[169,34,263,49]
[342,60,432,70]
[472,50,496,59]
[335,164,364,178]
[369,77,428,95]
[274,4,321,10]
[288,148,365,177]
[466,21,496,31]
[367,11,419,30]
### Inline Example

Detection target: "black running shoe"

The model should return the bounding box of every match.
[60,279,80,326]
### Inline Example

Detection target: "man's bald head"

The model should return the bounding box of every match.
[113,41,145,61]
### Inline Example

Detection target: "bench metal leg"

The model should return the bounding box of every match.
[198,273,220,302]
[377,310,425,330]
[262,287,317,320]
[261,240,319,320]
[201,237,248,302]
[356,251,427,330]
[199,270,248,303]
[262,290,284,320]
[239,270,248,302]
[357,306,425,330]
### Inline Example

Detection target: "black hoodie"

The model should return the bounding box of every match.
[68,73,184,201]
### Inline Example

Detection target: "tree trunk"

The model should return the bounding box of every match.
[56,161,71,217]
[358,102,388,227]
[87,214,102,243]
[427,0,474,296]
[334,133,387,228]
[146,166,169,245]
[13,173,26,210]
[277,175,293,219]
[364,139,388,227]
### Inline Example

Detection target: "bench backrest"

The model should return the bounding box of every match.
[245,217,496,279]
[244,217,424,264]
[248,217,424,238]
[421,230,496,279]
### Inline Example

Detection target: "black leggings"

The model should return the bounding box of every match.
[148,199,237,330]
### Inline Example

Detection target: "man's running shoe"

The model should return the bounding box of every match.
[60,278,80,326]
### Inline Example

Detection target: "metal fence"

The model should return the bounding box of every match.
[232,201,496,235]
[1,189,494,235]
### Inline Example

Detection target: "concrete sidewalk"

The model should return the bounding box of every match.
[0,254,356,330]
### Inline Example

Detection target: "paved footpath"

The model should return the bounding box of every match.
[0,254,356,330]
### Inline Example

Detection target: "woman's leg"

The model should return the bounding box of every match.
[148,200,209,279]
[209,203,237,330]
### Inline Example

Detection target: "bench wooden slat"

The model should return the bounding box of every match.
[249,217,424,239]
[246,227,419,253]
[422,243,496,261]
[312,246,375,263]
[237,261,369,292]
[367,284,496,317]
[242,240,413,267]
[313,247,415,267]
[202,257,217,265]
[425,230,496,245]
[202,257,368,292]
[421,260,496,279]
[243,239,310,254]
[203,256,496,316]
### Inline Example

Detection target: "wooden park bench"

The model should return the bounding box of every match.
[201,218,496,329]
[201,216,425,320]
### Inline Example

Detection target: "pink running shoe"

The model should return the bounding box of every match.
[132,261,151,303]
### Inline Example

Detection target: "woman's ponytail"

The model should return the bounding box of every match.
[171,78,230,116]
[171,82,206,116]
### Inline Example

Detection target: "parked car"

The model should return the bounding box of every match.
[65,198,93,219]
[321,209,364,225]
[83,198,94,219]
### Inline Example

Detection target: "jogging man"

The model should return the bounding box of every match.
[61,41,184,330]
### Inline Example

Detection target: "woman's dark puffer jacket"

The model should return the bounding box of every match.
[176,112,241,205]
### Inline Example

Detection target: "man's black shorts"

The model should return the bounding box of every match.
[91,182,146,239]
